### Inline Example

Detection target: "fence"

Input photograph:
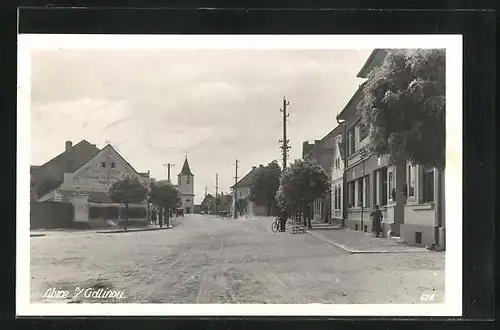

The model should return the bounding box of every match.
[30,201,74,229]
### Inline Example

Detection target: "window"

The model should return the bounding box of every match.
[380,168,388,206]
[337,186,341,210]
[363,175,370,207]
[101,162,106,168]
[348,181,355,208]
[111,162,116,168]
[348,129,355,156]
[373,168,388,207]
[334,186,341,210]
[422,167,435,203]
[186,176,190,184]
[359,122,369,141]
[407,165,416,197]
[388,171,394,201]
[357,179,363,207]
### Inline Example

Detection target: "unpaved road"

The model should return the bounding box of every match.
[30,214,444,304]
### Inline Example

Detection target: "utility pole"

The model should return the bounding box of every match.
[204,186,207,197]
[233,159,239,219]
[163,163,175,183]
[215,173,219,214]
[279,96,291,171]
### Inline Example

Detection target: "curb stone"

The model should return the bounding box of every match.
[305,230,430,254]
[97,226,173,234]
[30,233,47,237]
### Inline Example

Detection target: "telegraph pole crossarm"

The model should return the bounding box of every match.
[163,163,175,183]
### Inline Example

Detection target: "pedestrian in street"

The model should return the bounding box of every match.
[159,208,163,228]
[370,205,383,238]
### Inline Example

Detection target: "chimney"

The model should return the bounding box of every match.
[259,164,263,167]
[315,139,321,145]
[252,166,257,170]
[65,141,73,152]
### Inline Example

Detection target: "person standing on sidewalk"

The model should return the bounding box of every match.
[371,205,383,238]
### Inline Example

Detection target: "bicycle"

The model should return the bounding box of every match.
[271,218,284,233]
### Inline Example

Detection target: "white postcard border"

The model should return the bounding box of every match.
[17,34,462,317]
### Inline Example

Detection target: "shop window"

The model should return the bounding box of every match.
[348,181,355,208]
[363,175,370,207]
[357,179,363,207]
[422,167,435,203]
[380,168,388,206]
[407,165,416,197]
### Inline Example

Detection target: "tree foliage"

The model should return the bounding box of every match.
[275,159,330,213]
[249,160,281,216]
[108,174,148,205]
[216,193,233,212]
[149,180,181,210]
[358,49,446,169]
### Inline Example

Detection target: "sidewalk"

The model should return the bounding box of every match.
[306,228,430,254]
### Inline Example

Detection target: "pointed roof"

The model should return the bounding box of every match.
[179,158,194,176]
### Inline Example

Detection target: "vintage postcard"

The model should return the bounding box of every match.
[17,34,462,316]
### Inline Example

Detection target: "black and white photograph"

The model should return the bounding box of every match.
[17,35,462,316]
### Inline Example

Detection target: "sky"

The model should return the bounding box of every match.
[30,48,372,204]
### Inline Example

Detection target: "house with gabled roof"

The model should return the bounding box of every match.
[302,122,346,224]
[33,140,150,204]
[229,164,270,217]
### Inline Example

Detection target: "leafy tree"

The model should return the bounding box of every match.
[249,160,281,216]
[275,159,330,228]
[108,174,148,230]
[149,180,181,226]
[358,49,445,168]
[358,49,445,235]
[201,193,215,213]
[215,193,233,213]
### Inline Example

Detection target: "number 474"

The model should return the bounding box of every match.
[420,291,436,301]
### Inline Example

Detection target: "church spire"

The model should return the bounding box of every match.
[179,157,194,176]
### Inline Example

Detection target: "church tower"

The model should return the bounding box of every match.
[177,157,195,214]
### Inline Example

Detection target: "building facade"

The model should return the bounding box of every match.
[337,49,445,248]
[302,123,345,224]
[176,158,195,214]
[37,141,150,204]
[330,128,346,225]
[230,165,268,217]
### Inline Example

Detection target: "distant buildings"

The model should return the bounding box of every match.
[230,165,269,217]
